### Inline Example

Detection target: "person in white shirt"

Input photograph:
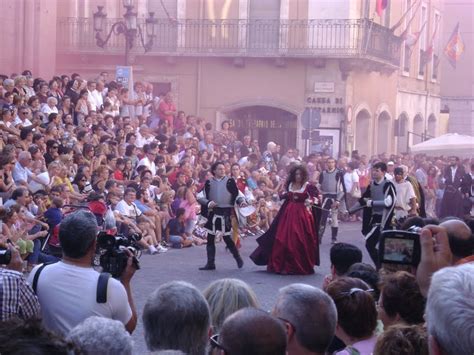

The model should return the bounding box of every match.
[27,210,138,336]
[344,162,361,222]
[12,151,44,187]
[40,97,59,122]
[87,81,103,112]
[135,125,155,149]
[13,105,33,128]
[393,167,417,225]
[115,187,166,254]
[385,161,395,181]
[137,143,158,175]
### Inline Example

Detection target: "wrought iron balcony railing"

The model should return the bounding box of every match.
[57,18,401,66]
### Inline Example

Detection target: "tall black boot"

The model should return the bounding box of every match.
[199,234,216,270]
[223,235,243,268]
[331,227,338,243]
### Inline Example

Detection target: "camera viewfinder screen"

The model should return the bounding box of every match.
[383,237,414,263]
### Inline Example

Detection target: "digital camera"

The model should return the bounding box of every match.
[379,229,421,266]
[96,232,141,278]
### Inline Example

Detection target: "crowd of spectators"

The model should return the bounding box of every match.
[0,69,473,354]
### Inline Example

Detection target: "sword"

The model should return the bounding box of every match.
[348,202,367,215]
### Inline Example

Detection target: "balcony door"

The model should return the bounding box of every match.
[248,0,281,52]
[148,0,178,51]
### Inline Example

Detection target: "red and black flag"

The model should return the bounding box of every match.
[444,22,465,69]
[376,0,389,17]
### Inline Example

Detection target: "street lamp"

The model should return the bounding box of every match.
[93,2,157,65]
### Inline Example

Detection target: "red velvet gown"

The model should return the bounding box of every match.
[266,183,319,275]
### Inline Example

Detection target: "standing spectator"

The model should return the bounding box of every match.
[159,92,176,130]
[262,141,277,172]
[439,156,471,218]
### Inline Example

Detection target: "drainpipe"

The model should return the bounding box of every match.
[196,0,204,116]
[423,0,432,141]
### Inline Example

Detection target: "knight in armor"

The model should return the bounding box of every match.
[318,157,346,244]
[197,161,246,270]
[359,162,396,268]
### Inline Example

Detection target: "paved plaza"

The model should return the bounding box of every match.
[130,221,371,353]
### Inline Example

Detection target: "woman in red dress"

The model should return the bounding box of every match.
[250,165,320,275]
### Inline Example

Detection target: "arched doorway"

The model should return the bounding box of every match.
[428,114,437,138]
[377,111,391,154]
[226,106,297,152]
[396,113,409,153]
[355,109,371,156]
[413,114,424,145]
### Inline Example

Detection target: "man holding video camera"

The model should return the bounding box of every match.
[359,162,396,267]
[27,210,137,336]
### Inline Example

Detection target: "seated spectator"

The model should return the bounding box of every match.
[143,281,210,355]
[216,307,287,355]
[378,271,425,328]
[165,208,193,248]
[43,196,64,231]
[0,244,41,320]
[0,318,74,354]
[67,316,133,355]
[326,277,378,355]
[272,283,337,355]
[323,242,363,289]
[374,324,428,355]
[203,278,259,334]
[426,263,474,355]
[27,210,138,336]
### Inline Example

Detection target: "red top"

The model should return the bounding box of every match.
[159,101,176,129]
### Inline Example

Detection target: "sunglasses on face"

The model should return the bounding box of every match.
[210,334,227,352]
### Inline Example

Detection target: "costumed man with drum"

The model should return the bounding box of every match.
[198,161,246,270]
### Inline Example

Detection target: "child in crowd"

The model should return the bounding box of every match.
[165,208,193,249]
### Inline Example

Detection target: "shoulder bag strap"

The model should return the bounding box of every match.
[96,272,111,304]
[32,261,57,294]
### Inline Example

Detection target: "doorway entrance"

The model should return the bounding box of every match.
[226,106,297,152]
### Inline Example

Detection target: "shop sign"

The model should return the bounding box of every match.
[314,82,335,93]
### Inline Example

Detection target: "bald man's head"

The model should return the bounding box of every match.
[440,219,474,261]
[219,308,287,355]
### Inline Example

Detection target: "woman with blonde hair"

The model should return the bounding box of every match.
[203,278,259,334]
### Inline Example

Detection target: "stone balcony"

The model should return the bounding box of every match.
[57,18,401,68]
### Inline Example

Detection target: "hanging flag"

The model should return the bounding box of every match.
[405,21,426,47]
[421,19,439,66]
[376,0,388,17]
[391,0,418,33]
[399,1,422,40]
[444,22,465,68]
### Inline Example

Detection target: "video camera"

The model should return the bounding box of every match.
[0,249,11,265]
[96,232,142,278]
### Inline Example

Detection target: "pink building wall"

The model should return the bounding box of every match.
[0,0,57,78]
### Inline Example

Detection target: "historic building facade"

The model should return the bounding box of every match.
[0,0,444,156]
